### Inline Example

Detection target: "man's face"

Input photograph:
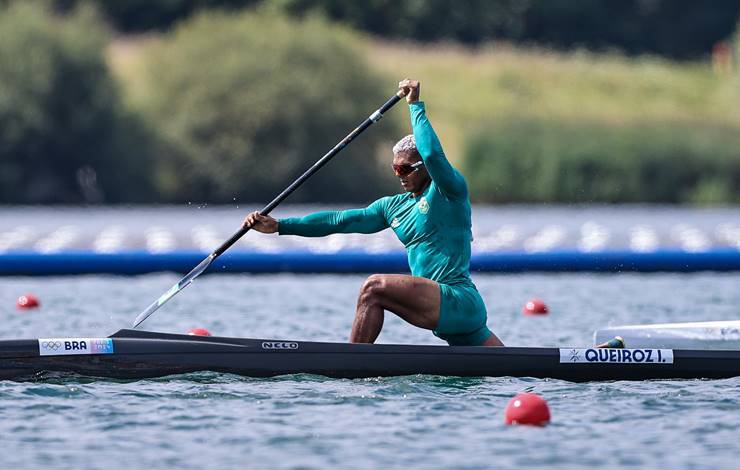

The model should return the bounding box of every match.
[392,151,429,194]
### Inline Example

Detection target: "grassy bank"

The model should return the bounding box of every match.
[366,41,740,161]
[112,37,740,161]
[108,33,739,204]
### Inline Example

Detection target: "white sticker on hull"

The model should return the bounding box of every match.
[38,338,114,356]
[560,348,673,364]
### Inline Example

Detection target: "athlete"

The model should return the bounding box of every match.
[244,79,504,346]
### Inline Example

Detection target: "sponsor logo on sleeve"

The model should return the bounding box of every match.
[559,348,673,364]
[38,338,114,356]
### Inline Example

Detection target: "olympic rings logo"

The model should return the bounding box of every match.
[41,341,62,350]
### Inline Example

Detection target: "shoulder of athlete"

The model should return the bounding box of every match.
[375,193,414,214]
[429,178,470,203]
[380,193,408,208]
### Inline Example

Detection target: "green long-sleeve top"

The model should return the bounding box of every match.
[279,101,474,287]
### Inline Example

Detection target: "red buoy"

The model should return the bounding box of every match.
[16,294,40,309]
[187,327,212,336]
[504,392,551,426]
[523,299,548,315]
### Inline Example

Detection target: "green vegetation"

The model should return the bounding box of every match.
[464,118,739,204]
[131,9,400,203]
[276,0,740,59]
[55,0,740,59]
[1,2,738,204]
[368,43,740,204]
[0,1,156,203]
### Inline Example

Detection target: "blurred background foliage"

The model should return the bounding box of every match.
[464,118,740,204]
[133,9,399,203]
[0,0,738,204]
[0,1,156,203]
[53,0,740,60]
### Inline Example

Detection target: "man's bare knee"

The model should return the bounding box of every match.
[359,274,387,304]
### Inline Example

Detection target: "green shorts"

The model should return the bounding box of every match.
[433,282,492,346]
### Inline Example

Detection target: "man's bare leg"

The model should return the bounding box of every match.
[351,274,440,343]
[351,274,504,346]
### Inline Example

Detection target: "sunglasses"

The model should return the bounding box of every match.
[392,161,424,176]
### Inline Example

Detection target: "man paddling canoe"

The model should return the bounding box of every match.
[245,79,504,347]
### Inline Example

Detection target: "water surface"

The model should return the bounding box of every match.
[1,273,738,469]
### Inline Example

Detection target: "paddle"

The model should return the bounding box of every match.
[132,90,406,328]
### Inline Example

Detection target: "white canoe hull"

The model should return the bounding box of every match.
[594,320,740,350]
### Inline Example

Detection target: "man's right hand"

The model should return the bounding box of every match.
[398,79,420,103]
[243,211,278,233]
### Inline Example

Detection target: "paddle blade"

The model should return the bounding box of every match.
[132,255,214,328]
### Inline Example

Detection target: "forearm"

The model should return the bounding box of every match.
[279,208,386,237]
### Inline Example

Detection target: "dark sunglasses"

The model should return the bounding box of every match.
[392,161,424,176]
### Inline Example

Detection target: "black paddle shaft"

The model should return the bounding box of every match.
[213,92,404,257]
[131,91,404,328]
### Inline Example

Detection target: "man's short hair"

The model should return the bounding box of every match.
[393,134,417,156]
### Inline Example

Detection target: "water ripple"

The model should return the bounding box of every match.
[0,273,739,469]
